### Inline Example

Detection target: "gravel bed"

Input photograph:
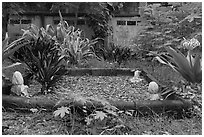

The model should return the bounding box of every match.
[54,75,150,102]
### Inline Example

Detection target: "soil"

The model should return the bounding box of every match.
[54,76,150,102]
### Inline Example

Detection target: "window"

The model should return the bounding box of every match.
[77,19,86,25]
[127,21,136,25]
[54,20,60,25]
[10,19,20,24]
[21,19,32,24]
[117,20,126,25]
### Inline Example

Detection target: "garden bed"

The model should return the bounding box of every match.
[3,68,192,115]
[2,67,200,135]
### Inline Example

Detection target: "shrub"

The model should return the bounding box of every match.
[15,38,67,94]
[93,42,134,65]
[2,32,30,95]
[134,2,202,60]
[58,27,98,67]
[20,11,98,67]
[155,38,201,84]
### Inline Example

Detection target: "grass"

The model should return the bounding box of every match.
[122,114,202,135]
[2,110,201,135]
[2,58,202,135]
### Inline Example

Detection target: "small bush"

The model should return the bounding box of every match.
[93,43,134,65]
[14,38,67,94]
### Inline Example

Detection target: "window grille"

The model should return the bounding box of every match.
[9,19,20,24]
[127,21,136,25]
[117,20,126,25]
[77,19,86,25]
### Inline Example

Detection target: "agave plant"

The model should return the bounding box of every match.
[22,38,67,93]
[155,39,202,84]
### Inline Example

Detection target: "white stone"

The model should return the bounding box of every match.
[148,81,159,93]
[129,70,143,83]
[11,71,29,97]
[12,71,24,85]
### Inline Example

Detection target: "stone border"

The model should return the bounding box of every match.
[65,68,135,76]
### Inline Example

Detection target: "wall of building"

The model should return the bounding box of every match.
[7,2,148,45]
[8,15,42,40]
[109,16,146,47]
[7,14,94,41]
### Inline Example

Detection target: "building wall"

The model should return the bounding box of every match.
[109,16,146,47]
[7,2,148,44]
[7,14,94,40]
[8,15,42,40]
[107,2,148,47]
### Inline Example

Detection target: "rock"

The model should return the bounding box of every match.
[129,70,143,83]
[11,71,29,97]
[12,71,24,85]
[148,81,159,94]
[149,94,161,100]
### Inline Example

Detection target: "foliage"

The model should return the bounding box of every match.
[172,81,202,117]
[53,93,130,134]
[21,24,54,41]
[51,2,121,40]
[59,29,98,66]
[2,32,29,85]
[155,39,201,84]
[2,33,29,62]
[54,106,70,118]
[93,43,134,65]
[20,11,98,67]
[15,38,67,93]
[85,2,114,39]
[2,32,29,96]
[134,2,202,59]
[57,11,99,66]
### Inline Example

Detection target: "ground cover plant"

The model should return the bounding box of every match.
[2,2,202,135]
